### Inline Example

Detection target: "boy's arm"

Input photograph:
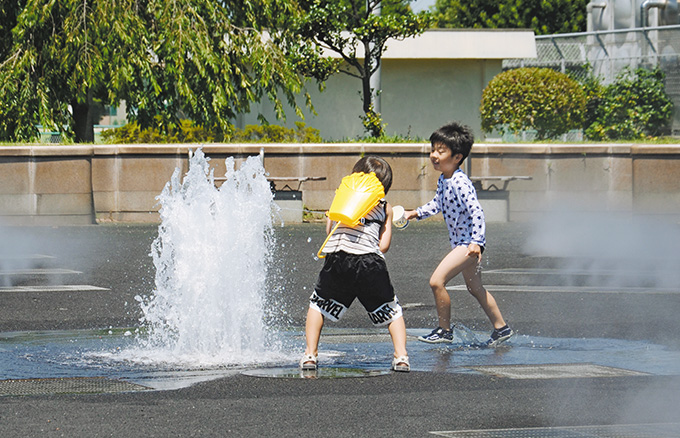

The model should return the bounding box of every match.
[414,198,439,220]
[405,181,442,221]
[378,203,393,253]
[404,210,420,221]
[404,209,419,221]
[325,217,334,235]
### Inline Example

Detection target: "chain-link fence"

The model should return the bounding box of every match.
[502,25,680,139]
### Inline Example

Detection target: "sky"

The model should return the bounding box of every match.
[411,0,436,13]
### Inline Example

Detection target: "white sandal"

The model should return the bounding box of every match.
[299,353,317,371]
[391,355,410,372]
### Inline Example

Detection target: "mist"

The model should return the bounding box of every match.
[0,223,48,287]
[523,212,680,290]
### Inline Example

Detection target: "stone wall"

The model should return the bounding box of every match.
[1,143,679,225]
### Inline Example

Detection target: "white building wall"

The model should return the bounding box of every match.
[238,30,536,141]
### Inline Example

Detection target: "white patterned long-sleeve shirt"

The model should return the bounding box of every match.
[416,169,486,248]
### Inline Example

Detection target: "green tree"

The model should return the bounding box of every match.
[0,0,24,61]
[481,67,585,140]
[433,0,588,35]
[585,67,674,140]
[0,0,332,143]
[294,0,433,137]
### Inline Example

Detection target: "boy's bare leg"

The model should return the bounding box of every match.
[304,307,324,357]
[462,263,507,329]
[387,316,408,358]
[429,246,477,329]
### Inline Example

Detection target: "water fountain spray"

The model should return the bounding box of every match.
[131,149,284,366]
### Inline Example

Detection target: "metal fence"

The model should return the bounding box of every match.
[502,25,680,139]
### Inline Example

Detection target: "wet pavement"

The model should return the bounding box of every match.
[1,221,680,437]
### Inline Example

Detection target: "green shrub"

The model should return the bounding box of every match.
[360,105,386,138]
[231,122,322,143]
[100,119,220,143]
[584,67,674,140]
[481,67,586,140]
[101,120,322,143]
[577,66,606,132]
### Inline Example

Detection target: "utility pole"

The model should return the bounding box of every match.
[368,1,382,114]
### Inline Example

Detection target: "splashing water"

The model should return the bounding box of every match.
[123,149,288,367]
[451,322,483,346]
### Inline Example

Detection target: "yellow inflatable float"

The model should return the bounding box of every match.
[317,172,385,258]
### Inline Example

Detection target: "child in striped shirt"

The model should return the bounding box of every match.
[300,156,409,372]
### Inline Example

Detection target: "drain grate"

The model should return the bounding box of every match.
[322,333,393,343]
[0,285,110,293]
[468,363,648,379]
[430,423,680,437]
[0,268,82,276]
[0,377,150,396]
[446,285,680,294]
[242,367,391,379]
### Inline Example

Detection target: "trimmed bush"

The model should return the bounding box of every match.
[100,119,219,143]
[101,120,322,143]
[481,67,586,140]
[231,122,322,143]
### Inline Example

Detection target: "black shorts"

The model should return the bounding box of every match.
[309,251,402,326]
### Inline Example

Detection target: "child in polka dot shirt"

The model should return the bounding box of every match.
[404,122,513,347]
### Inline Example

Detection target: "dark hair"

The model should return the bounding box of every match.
[429,122,475,167]
[352,156,392,194]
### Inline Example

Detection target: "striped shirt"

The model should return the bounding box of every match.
[322,200,386,256]
[416,169,486,248]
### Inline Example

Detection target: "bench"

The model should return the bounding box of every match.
[211,176,325,194]
[266,176,326,191]
[187,150,326,223]
[471,175,532,191]
[266,177,326,223]
[469,176,533,222]
[209,176,326,223]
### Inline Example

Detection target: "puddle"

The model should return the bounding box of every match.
[404,328,680,376]
[0,329,243,391]
[1,327,679,392]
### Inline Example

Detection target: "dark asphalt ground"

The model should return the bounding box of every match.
[1,220,680,437]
